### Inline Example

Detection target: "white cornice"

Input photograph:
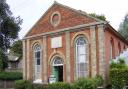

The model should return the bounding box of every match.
[23,22,106,40]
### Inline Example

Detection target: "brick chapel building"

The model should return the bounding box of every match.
[22,2,128,83]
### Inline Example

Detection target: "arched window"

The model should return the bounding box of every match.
[34,44,41,79]
[124,45,126,50]
[118,42,121,54]
[53,57,63,66]
[76,37,87,78]
[110,38,114,59]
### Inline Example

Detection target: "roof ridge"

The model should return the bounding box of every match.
[54,1,106,23]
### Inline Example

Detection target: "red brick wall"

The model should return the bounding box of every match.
[105,27,127,63]
[104,26,128,80]
[47,33,66,81]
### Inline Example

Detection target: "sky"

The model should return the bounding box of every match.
[6,0,128,39]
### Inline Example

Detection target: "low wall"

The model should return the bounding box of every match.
[0,80,15,89]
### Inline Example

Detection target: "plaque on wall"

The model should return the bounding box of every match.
[51,36,62,48]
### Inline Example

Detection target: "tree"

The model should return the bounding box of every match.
[89,13,107,21]
[10,40,22,56]
[0,0,22,70]
[0,0,22,51]
[0,48,7,71]
[118,14,128,40]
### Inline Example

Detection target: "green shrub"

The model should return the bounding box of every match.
[33,82,70,89]
[110,58,128,89]
[0,71,22,80]
[71,75,103,89]
[110,68,128,89]
[110,60,127,69]
[48,82,70,89]
[94,75,104,86]
[118,58,125,64]
[14,76,103,89]
[32,84,48,89]
[14,80,32,89]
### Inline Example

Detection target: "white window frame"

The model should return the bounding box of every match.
[75,37,87,78]
[34,44,42,80]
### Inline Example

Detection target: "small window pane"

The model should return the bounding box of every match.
[79,63,86,71]
[36,65,40,73]
[78,55,86,63]
[37,58,40,65]
[37,51,40,58]
[53,57,63,66]
[78,46,86,54]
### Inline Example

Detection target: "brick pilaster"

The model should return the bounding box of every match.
[90,26,97,77]
[22,40,27,79]
[97,25,105,77]
[66,31,71,83]
[42,36,48,83]
[26,39,30,80]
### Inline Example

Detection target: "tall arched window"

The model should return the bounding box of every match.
[124,45,126,50]
[110,38,114,59]
[76,37,87,78]
[118,42,121,54]
[34,44,41,80]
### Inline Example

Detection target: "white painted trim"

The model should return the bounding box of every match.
[50,11,61,27]
[23,22,106,40]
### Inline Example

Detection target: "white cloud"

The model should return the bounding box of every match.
[6,0,128,39]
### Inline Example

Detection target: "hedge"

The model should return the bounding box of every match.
[48,82,70,89]
[71,76,103,89]
[110,68,128,89]
[14,75,103,89]
[0,71,22,80]
[14,80,32,89]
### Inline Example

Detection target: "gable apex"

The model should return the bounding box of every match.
[24,1,106,38]
[53,2,106,23]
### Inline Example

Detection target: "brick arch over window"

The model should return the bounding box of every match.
[71,31,90,47]
[48,52,65,66]
[110,37,115,59]
[31,40,42,50]
[48,52,66,81]
[73,34,89,79]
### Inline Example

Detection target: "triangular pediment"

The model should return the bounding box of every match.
[25,1,103,37]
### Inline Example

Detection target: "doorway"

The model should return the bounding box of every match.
[52,56,63,82]
[53,66,63,82]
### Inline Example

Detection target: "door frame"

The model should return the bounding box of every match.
[52,56,64,82]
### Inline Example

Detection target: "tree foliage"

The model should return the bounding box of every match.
[118,14,128,40]
[0,48,7,71]
[0,0,22,51]
[89,13,106,21]
[10,40,22,56]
